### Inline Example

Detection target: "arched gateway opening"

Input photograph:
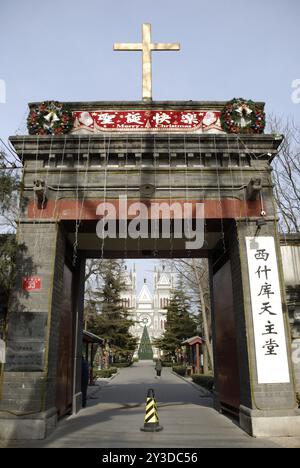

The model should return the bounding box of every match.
[0,100,299,440]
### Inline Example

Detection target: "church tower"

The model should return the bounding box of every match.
[122,265,175,358]
[121,264,136,311]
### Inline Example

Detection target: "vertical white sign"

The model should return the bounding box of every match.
[246,236,290,384]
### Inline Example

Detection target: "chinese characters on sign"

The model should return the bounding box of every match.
[5,342,45,371]
[5,312,47,372]
[73,110,222,133]
[246,237,290,384]
[22,277,42,292]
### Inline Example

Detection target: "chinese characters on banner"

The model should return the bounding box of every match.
[72,110,222,133]
[246,237,290,384]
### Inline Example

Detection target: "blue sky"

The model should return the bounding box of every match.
[0,0,300,140]
[1,0,299,290]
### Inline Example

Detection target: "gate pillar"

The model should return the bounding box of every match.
[212,219,300,437]
[0,222,68,439]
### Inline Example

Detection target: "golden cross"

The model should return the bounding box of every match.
[114,23,180,102]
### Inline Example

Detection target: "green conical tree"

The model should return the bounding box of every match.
[154,285,197,361]
[87,260,137,361]
[138,326,153,360]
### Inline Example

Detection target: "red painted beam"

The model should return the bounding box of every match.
[27,198,262,220]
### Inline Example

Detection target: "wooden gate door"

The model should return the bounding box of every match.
[55,263,75,417]
[213,260,241,413]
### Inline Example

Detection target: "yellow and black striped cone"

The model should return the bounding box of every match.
[141,388,163,432]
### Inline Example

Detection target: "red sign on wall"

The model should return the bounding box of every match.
[22,277,42,292]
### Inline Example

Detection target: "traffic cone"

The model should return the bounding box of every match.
[140,388,163,432]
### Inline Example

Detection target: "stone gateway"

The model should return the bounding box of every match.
[0,98,300,440]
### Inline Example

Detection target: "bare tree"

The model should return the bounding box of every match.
[164,258,213,372]
[84,259,104,330]
[0,149,23,336]
[269,116,300,233]
[85,258,104,284]
[0,151,21,233]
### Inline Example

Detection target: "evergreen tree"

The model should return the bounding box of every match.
[138,326,153,360]
[86,260,137,362]
[154,285,197,361]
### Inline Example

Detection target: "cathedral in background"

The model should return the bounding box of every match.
[121,265,176,359]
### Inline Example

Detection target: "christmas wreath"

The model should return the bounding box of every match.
[220,98,265,134]
[27,101,74,135]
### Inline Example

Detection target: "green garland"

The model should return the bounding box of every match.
[27,101,74,135]
[220,98,265,134]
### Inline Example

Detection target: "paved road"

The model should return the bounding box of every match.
[3,361,284,448]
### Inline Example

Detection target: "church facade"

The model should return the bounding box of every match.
[121,266,176,358]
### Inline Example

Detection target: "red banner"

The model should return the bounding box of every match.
[72,110,222,133]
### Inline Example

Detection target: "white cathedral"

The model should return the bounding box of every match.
[121,265,176,359]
